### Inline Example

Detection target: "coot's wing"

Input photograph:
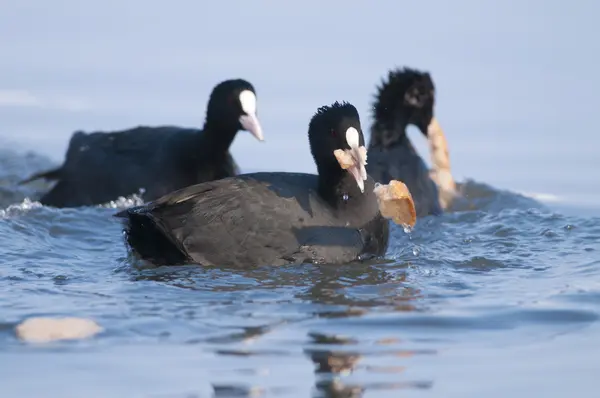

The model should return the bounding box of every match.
[40,127,194,206]
[61,127,185,167]
[18,131,90,185]
[143,176,305,266]
[136,173,364,267]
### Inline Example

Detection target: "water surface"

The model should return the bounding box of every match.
[1,1,599,397]
[1,150,599,397]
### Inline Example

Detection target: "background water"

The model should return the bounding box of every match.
[1,1,599,397]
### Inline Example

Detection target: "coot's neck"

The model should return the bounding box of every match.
[317,167,366,210]
[368,112,416,153]
[198,117,239,156]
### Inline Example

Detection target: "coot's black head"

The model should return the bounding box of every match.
[372,67,435,138]
[205,78,264,141]
[309,101,368,193]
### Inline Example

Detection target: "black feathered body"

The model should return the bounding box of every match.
[37,126,240,207]
[116,172,389,267]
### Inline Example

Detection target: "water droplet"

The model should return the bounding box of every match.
[403,225,412,234]
[412,246,420,256]
[342,193,349,201]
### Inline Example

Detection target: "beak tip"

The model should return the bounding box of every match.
[240,114,264,142]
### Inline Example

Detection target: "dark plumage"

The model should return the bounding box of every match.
[115,101,390,268]
[366,67,443,217]
[19,79,264,208]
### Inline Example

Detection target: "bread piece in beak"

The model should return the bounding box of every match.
[333,127,368,192]
[373,180,417,227]
[426,117,456,209]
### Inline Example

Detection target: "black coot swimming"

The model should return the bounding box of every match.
[115,101,400,268]
[366,67,447,217]
[19,79,264,208]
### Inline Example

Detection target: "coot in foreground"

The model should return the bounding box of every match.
[20,79,264,208]
[115,101,416,268]
[366,67,456,217]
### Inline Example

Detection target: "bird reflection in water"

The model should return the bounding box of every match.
[122,258,432,396]
[305,332,433,397]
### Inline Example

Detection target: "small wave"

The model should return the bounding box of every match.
[0,198,42,219]
[0,148,57,208]
[446,179,546,213]
[0,189,145,217]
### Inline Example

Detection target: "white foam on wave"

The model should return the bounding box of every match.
[1,190,145,218]
[0,198,42,219]
[98,189,146,209]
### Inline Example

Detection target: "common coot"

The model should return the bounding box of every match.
[366,67,455,217]
[115,101,416,268]
[19,78,264,208]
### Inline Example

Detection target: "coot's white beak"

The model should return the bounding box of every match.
[239,90,264,141]
[333,127,368,193]
[239,113,264,141]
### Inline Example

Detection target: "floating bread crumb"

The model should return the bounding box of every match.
[374,180,417,227]
[15,317,103,343]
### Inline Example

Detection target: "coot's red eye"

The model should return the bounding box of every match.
[331,129,336,137]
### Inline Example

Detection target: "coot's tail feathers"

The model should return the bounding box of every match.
[113,209,129,218]
[18,167,63,185]
[118,210,189,266]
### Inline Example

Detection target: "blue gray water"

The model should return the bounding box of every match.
[1,1,599,397]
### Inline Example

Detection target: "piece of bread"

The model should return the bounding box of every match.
[427,117,457,209]
[15,317,103,343]
[373,180,417,227]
